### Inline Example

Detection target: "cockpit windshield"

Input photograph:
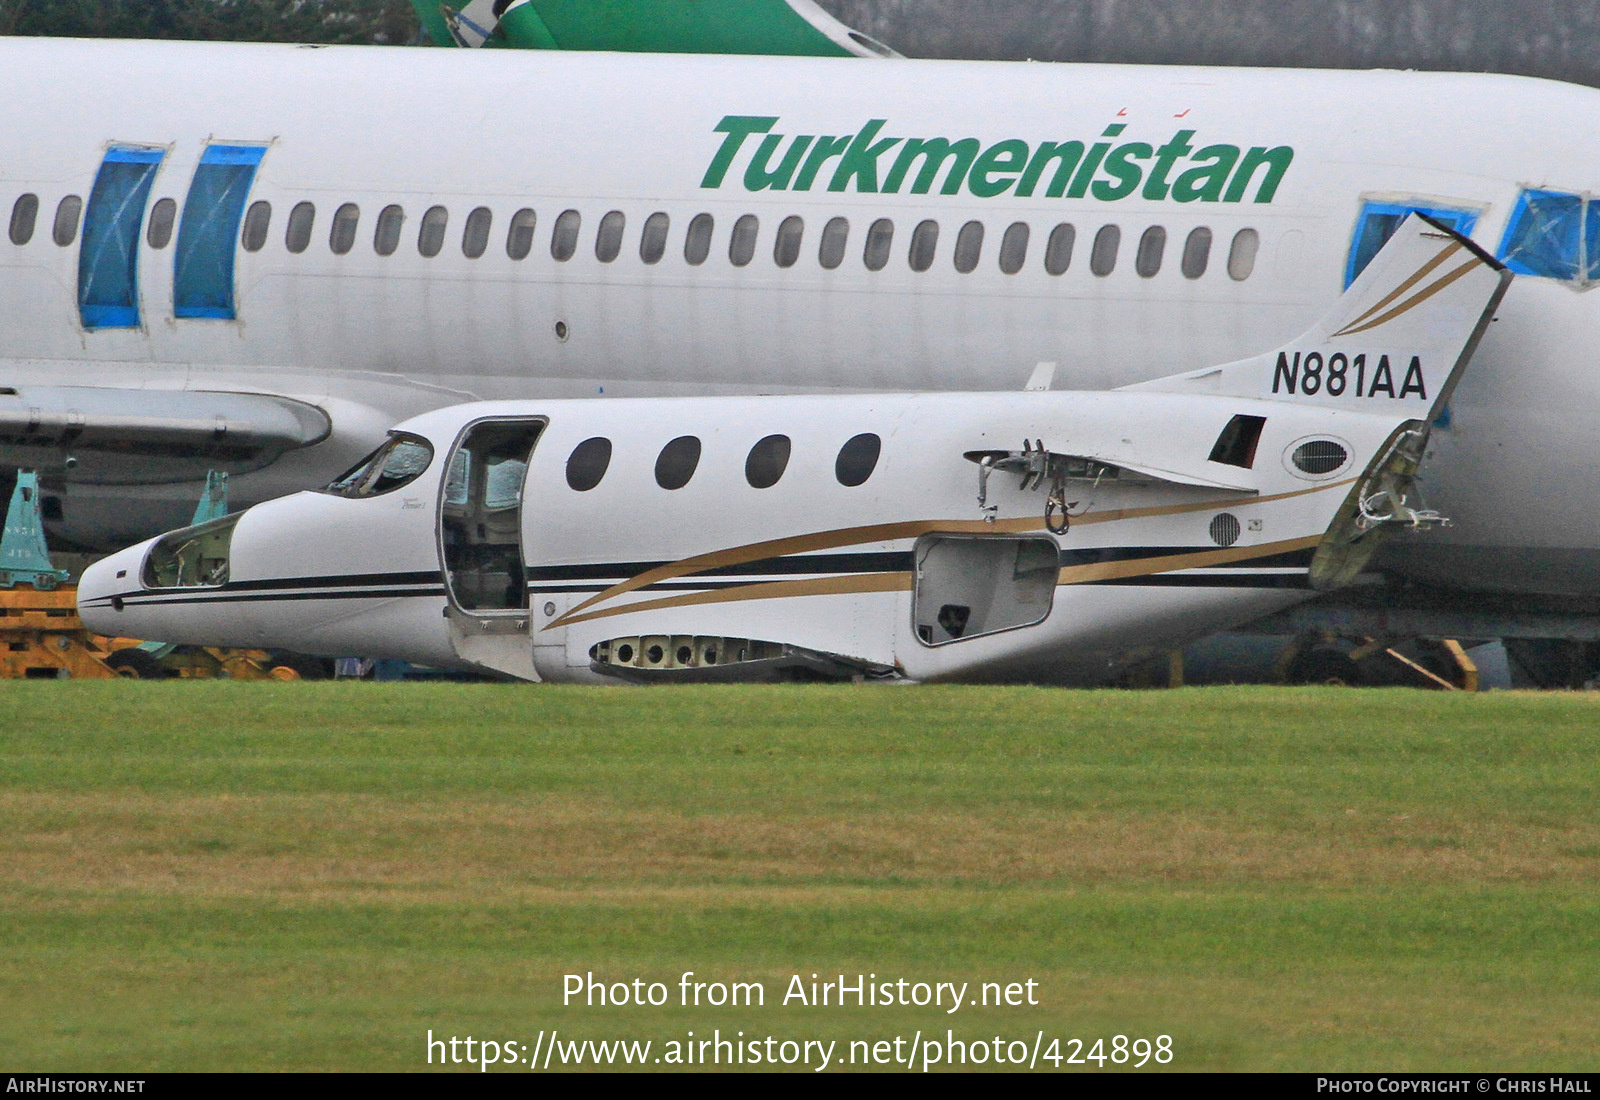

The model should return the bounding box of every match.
[323,434,434,498]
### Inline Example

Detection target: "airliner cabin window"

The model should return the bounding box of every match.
[909,220,939,272]
[595,210,624,263]
[1228,227,1261,281]
[418,205,448,258]
[463,206,493,259]
[954,220,984,274]
[1090,225,1120,276]
[1345,200,1477,286]
[551,209,581,262]
[774,216,804,268]
[999,222,1029,275]
[835,433,881,487]
[819,216,849,270]
[53,195,82,247]
[241,201,272,253]
[685,213,714,265]
[9,193,38,245]
[655,436,702,490]
[565,437,613,491]
[863,218,894,271]
[373,204,403,256]
[729,214,759,267]
[285,201,315,254]
[639,212,669,265]
[146,198,176,250]
[323,434,434,498]
[1181,227,1212,279]
[329,203,360,255]
[745,434,792,489]
[1136,226,1167,278]
[1044,223,1075,275]
[1498,189,1600,283]
[506,208,536,260]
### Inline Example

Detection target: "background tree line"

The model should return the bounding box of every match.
[0,0,420,43]
[6,1,1600,88]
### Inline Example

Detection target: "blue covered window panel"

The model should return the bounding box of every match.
[78,146,164,330]
[1345,201,1479,288]
[174,145,266,320]
[1497,189,1600,282]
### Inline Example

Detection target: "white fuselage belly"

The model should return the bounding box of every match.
[1,39,1596,592]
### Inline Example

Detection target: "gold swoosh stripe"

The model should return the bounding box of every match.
[547,479,1352,630]
[1330,255,1482,338]
[1332,240,1463,336]
[1057,534,1322,585]
[551,536,1324,631]
[553,572,913,630]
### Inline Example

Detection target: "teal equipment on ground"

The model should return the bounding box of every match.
[1,472,70,590]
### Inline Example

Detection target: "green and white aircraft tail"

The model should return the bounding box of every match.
[411,0,899,57]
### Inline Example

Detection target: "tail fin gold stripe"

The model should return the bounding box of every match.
[1334,239,1463,336]
[1330,256,1483,338]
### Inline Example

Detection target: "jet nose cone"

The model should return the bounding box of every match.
[77,541,152,636]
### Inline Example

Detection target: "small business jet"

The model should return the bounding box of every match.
[78,220,1510,682]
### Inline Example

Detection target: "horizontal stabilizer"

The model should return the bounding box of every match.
[1125,215,1510,420]
[0,385,331,485]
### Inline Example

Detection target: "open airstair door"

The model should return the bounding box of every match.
[439,418,544,679]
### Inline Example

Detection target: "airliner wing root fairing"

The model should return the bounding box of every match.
[79,218,1509,684]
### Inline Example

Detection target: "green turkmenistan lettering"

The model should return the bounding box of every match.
[700,114,1295,203]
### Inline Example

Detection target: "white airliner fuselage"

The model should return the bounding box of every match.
[2,37,1597,600]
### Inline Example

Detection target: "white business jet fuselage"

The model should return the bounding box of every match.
[1,37,1595,600]
[77,219,1508,682]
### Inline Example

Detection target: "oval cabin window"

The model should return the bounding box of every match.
[566,437,613,491]
[835,433,881,487]
[655,436,702,490]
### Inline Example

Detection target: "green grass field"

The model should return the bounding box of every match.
[1,682,1596,1072]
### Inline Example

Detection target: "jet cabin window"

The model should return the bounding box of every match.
[729,215,759,267]
[9,193,39,246]
[329,203,360,255]
[373,204,404,257]
[1346,200,1478,287]
[639,212,669,265]
[594,211,624,263]
[685,213,714,265]
[174,144,266,320]
[323,435,434,498]
[1498,189,1600,283]
[999,222,1029,275]
[1044,223,1075,276]
[79,145,165,330]
[909,220,939,272]
[819,216,849,269]
[1182,227,1212,278]
[463,206,492,259]
[285,201,315,254]
[506,208,537,260]
[53,195,82,247]
[551,209,581,261]
[240,201,271,253]
[418,205,448,258]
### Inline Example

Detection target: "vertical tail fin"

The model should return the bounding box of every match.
[1127,215,1510,422]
